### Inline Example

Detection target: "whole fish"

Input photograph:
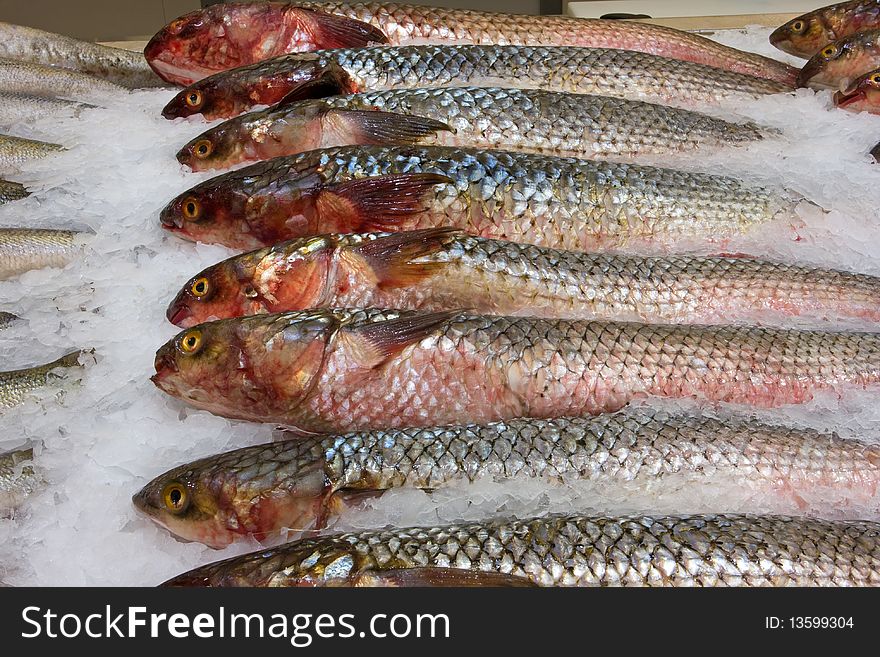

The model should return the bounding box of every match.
[152,308,880,431]
[162,146,799,252]
[0,179,28,205]
[834,67,880,111]
[0,134,64,173]
[0,228,81,279]
[0,60,128,102]
[134,410,880,548]
[0,447,41,516]
[0,93,88,127]
[160,45,790,121]
[144,1,797,86]
[771,1,880,58]
[162,512,880,586]
[0,22,162,89]
[797,28,880,89]
[0,350,82,410]
[166,229,880,329]
[176,88,769,172]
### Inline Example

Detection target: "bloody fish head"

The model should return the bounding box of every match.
[132,442,330,549]
[151,311,338,423]
[797,30,880,89]
[159,176,256,248]
[146,3,388,86]
[176,100,332,172]
[769,13,829,58]
[161,76,240,121]
[167,236,338,327]
[834,67,880,111]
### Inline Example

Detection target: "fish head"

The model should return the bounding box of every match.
[797,30,880,90]
[132,444,330,549]
[769,13,829,58]
[151,311,339,422]
[166,260,250,328]
[159,178,254,247]
[175,117,258,171]
[834,67,880,111]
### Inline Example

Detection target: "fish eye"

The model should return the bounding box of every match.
[193,140,213,159]
[871,74,880,84]
[791,20,805,34]
[181,197,201,219]
[178,329,203,355]
[191,277,210,298]
[822,44,839,59]
[162,483,189,514]
[185,90,203,108]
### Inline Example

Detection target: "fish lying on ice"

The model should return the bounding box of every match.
[152,308,880,431]
[798,28,880,89]
[834,66,880,111]
[0,179,28,205]
[159,44,790,121]
[0,447,41,517]
[0,351,83,411]
[0,134,64,174]
[175,88,771,172]
[0,60,128,102]
[0,228,83,280]
[0,21,163,89]
[0,93,89,127]
[133,409,880,548]
[144,1,797,86]
[162,512,880,586]
[165,229,880,328]
[771,0,880,58]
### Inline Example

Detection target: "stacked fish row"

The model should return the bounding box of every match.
[124,2,880,587]
[0,21,170,505]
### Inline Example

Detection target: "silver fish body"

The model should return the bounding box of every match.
[0,92,88,127]
[0,228,81,279]
[163,512,880,586]
[0,60,128,101]
[0,447,41,516]
[0,178,28,205]
[0,350,82,410]
[0,22,163,88]
[0,134,64,173]
[0,312,18,329]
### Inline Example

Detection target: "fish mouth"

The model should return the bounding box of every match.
[153,351,179,378]
[167,304,192,326]
[834,88,866,107]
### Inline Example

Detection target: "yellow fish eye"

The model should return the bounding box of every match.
[193,139,213,159]
[191,277,210,298]
[822,44,839,59]
[178,329,203,354]
[162,483,189,514]
[185,90,203,108]
[871,74,880,84]
[791,20,805,33]
[181,196,200,219]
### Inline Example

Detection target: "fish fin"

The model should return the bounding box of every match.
[344,309,461,368]
[357,568,537,587]
[316,174,454,232]
[297,8,389,49]
[344,227,460,288]
[329,110,452,146]
[277,64,355,105]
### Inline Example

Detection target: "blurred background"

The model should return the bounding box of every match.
[0,0,813,41]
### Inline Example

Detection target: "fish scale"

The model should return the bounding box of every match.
[166,228,880,328]
[177,90,771,174]
[164,144,794,250]
[0,447,40,516]
[162,512,880,586]
[152,309,880,431]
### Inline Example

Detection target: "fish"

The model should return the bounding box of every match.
[0,179,29,205]
[0,312,18,329]
[152,308,880,431]
[0,93,89,127]
[771,0,880,58]
[175,88,770,172]
[0,350,82,410]
[0,21,163,89]
[166,228,880,329]
[133,409,880,548]
[159,44,790,121]
[0,447,41,517]
[161,146,801,251]
[0,60,128,102]
[161,512,880,586]
[0,134,64,174]
[145,1,797,86]
[834,66,880,110]
[797,28,880,89]
[0,228,82,280]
